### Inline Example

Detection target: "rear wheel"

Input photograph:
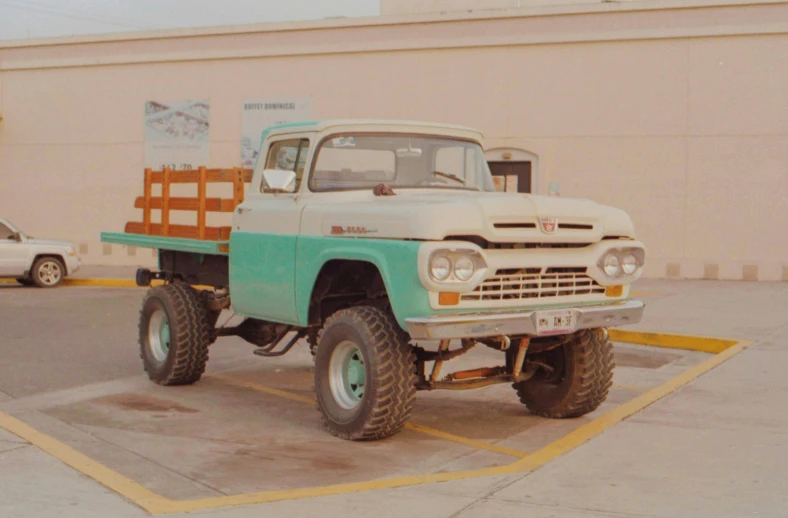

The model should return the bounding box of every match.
[138,283,212,385]
[513,328,614,418]
[31,257,65,287]
[314,306,416,440]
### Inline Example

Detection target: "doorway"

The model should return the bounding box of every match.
[488,161,532,194]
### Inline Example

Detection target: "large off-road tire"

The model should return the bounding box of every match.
[138,282,212,386]
[31,257,65,288]
[314,306,416,441]
[513,328,614,418]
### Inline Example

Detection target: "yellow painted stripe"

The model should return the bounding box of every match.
[609,329,739,354]
[0,277,213,289]
[64,278,214,290]
[511,340,753,472]
[62,278,138,287]
[403,422,529,459]
[209,374,317,406]
[159,464,521,514]
[0,410,170,514]
[209,374,528,459]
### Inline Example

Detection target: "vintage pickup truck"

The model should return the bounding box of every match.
[101,119,645,441]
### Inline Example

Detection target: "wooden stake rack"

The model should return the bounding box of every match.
[125,167,253,241]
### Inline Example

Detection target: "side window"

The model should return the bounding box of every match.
[263,139,310,192]
[0,223,13,240]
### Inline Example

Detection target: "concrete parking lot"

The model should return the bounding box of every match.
[1,278,787,517]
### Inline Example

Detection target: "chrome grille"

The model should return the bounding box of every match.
[461,267,605,302]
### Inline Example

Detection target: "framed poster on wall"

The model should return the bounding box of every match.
[241,98,313,169]
[144,100,210,171]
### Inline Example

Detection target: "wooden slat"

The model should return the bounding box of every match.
[125,222,231,241]
[148,168,255,184]
[232,167,244,210]
[143,168,152,234]
[161,167,171,236]
[198,166,207,240]
[134,197,235,212]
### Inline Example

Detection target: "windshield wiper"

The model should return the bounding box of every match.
[431,171,466,185]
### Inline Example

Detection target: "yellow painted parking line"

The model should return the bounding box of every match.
[0,334,753,515]
[210,374,317,406]
[609,329,739,354]
[160,464,521,514]
[209,374,529,459]
[0,410,170,514]
[0,278,214,289]
[402,422,529,459]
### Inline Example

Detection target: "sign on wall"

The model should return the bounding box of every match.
[241,98,313,169]
[144,100,210,171]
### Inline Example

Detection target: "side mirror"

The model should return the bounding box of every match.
[262,169,297,194]
[9,233,21,242]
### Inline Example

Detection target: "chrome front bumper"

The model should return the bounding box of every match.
[405,300,645,340]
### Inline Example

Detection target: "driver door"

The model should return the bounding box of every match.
[229,137,311,325]
[0,223,28,277]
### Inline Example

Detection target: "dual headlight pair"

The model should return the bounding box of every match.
[597,247,645,279]
[428,249,487,283]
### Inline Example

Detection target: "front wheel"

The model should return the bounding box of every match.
[513,328,614,418]
[314,306,416,440]
[31,257,65,287]
[138,283,212,385]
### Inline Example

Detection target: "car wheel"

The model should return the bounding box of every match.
[31,257,65,288]
[16,278,34,286]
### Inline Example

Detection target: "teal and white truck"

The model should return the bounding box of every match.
[102,119,646,441]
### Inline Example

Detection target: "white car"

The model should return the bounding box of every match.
[0,217,81,287]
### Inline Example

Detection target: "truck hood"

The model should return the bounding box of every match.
[303,190,636,243]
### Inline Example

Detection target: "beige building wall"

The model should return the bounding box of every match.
[0,0,786,280]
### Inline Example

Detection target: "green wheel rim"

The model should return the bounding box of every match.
[148,309,170,362]
[329,341,366,410]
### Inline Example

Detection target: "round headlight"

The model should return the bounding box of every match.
[454,256,475,281]
[430,256,452,281]
[603,254,620,277]
[621,253,638,275]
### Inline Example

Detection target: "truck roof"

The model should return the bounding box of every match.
[261,119,485,142]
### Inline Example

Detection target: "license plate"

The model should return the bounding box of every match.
[534,309,576,336]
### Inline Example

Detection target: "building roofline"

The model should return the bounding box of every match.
[1,0,784,49]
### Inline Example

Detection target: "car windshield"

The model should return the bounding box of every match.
[309,134,496,192]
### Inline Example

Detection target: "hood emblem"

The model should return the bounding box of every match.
[538,217,558,234]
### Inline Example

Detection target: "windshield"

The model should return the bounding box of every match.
[309,134,496,192]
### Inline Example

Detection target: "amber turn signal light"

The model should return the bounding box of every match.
[605,285,624,297]
[438,292,460,305]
